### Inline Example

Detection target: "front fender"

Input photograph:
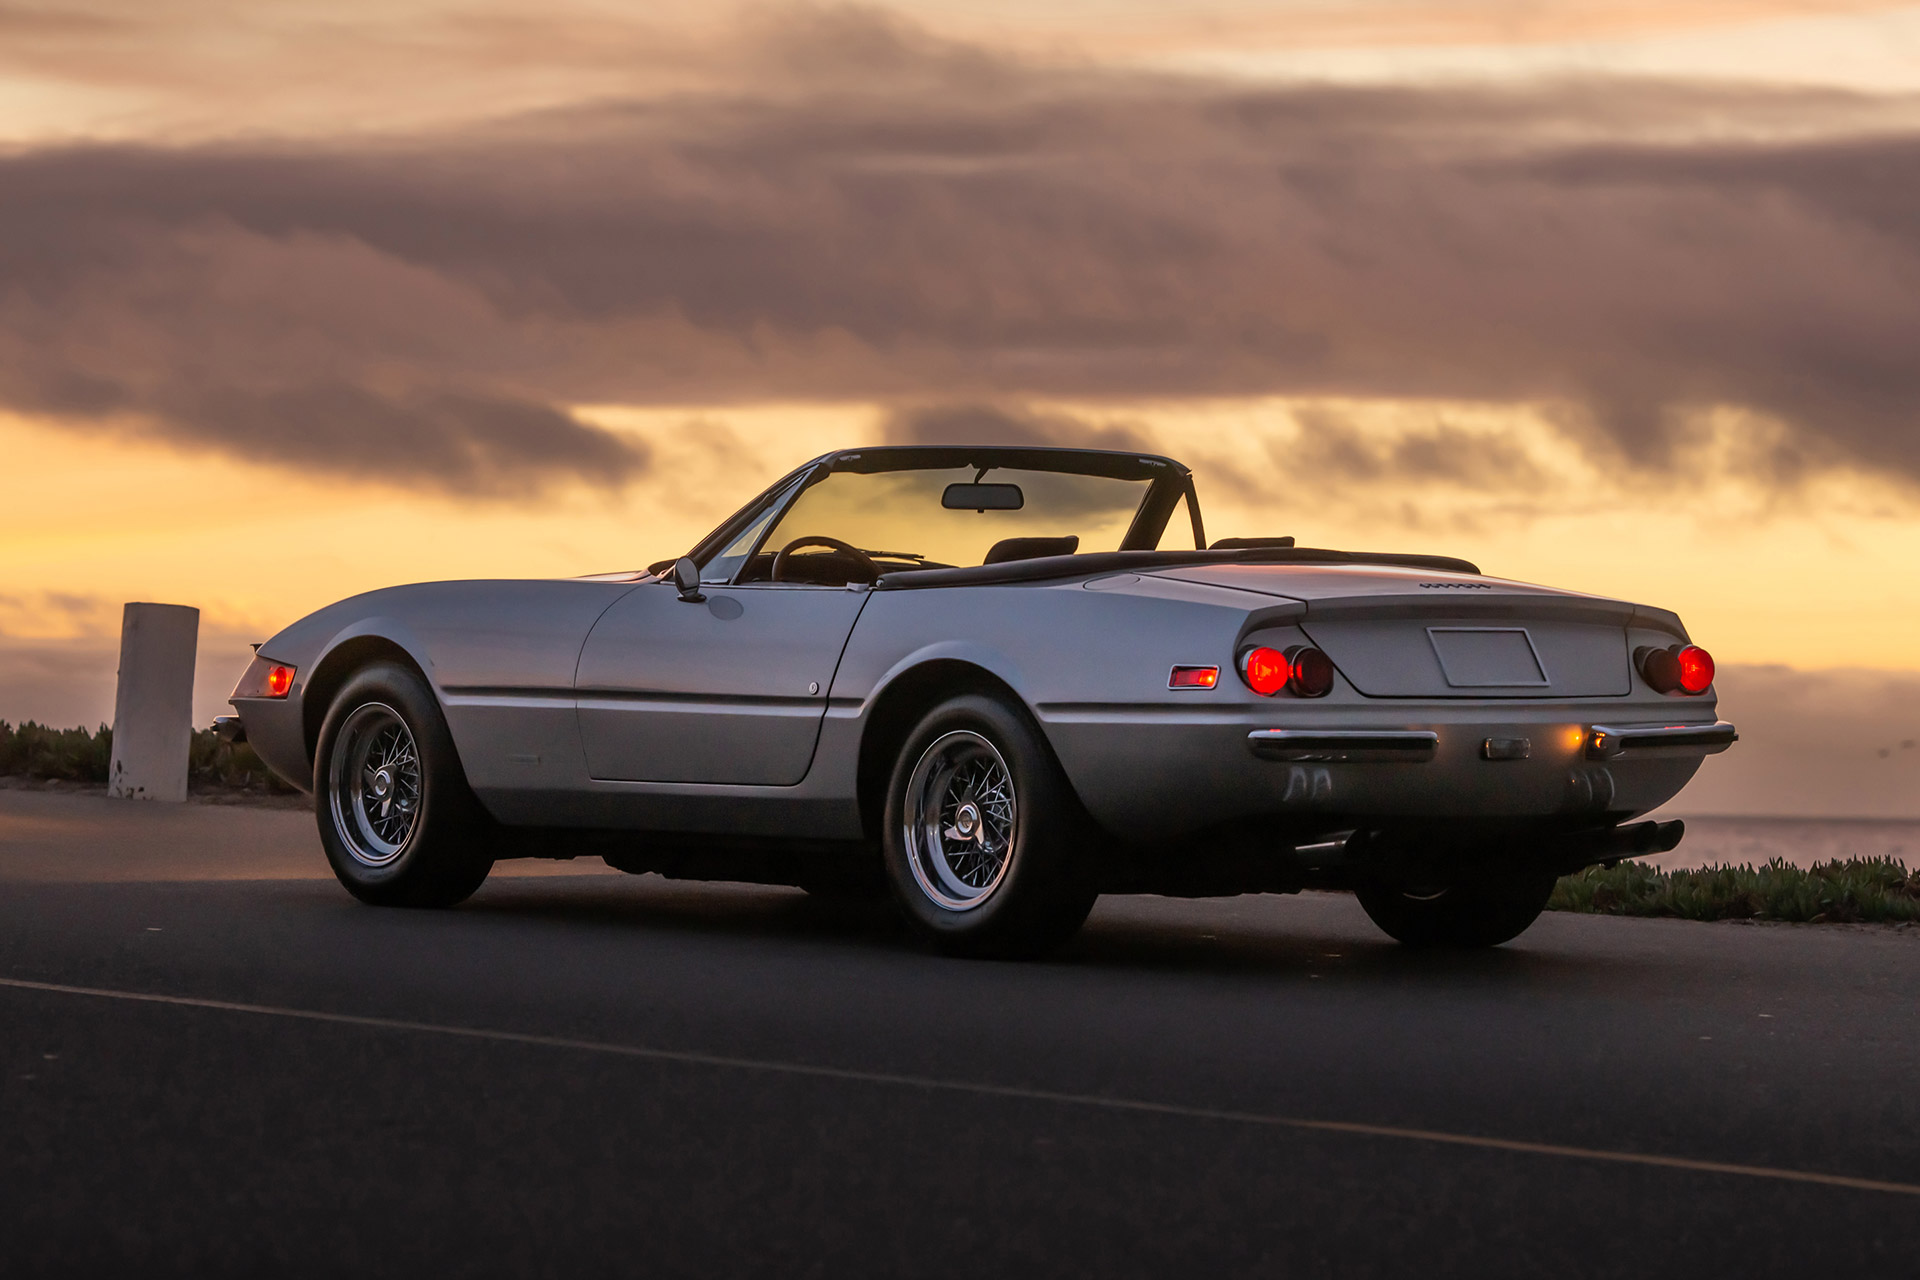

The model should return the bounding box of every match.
[233,611,440,793]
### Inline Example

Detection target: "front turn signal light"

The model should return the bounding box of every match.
[1637,644,1714,696]
[232,655,297,700]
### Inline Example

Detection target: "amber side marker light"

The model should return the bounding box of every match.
[1239,645,1335,698]
[233,655,297,700]
[1637,643,1715,696]
[1169,665,1220,690]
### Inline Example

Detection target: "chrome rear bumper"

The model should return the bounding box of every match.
[1245,721,1737,765]
[1586,722,1738,760]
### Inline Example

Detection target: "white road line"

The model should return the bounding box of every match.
[6,973,1916,1199]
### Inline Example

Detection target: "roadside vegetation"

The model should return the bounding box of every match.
[0,720,296,794]
[1551,858,1920,924]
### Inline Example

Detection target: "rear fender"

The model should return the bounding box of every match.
[845,642,1049,840]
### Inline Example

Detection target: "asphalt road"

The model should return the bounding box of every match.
[4,790,1919,1278]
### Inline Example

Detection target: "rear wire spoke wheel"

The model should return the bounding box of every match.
[883,694,1097,958]
[904,731,1019,911]
[314,662,496,908]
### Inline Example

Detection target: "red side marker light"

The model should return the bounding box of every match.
[1241,646,1292,697]
[1169,665,1220,690]
[1676,645,1714,695]
[265,665,295,698]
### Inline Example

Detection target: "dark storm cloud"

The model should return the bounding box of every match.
[157,385,648,497]
[1280,408,1547,490]
[884,404,1157,453]
[3,8,1920,494]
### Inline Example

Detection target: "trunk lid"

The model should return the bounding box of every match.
[1152,563,1635,698]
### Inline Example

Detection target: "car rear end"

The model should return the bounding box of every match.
[1038,562,1732,886]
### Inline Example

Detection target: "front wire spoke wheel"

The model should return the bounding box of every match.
[905,730,1018,911]
[329,702,423,867]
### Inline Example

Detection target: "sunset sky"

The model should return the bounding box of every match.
[4,0,1918,814]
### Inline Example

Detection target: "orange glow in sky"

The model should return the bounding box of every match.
[3,1,1919,808]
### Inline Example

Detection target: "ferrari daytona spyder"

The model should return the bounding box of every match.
[222,445,1735,955]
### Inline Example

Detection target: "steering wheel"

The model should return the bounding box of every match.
[770,535,880,584]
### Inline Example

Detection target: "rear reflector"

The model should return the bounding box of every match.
[1169,665,1220,690]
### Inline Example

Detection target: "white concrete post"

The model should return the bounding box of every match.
[108,602,200,802]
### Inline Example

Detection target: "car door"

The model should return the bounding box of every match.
[574,579,869,785]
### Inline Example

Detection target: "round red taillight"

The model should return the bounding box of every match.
[1676,644,1714,695]
[1639,644,1713,695]
[1242,646,1292,696]
[266,665,294,698]
[1287,646,1335,698]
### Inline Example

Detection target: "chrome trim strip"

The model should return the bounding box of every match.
[1586,721,1738,760]
[1247,729,1439,763]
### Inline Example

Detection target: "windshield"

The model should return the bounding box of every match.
[721,460,1181,586]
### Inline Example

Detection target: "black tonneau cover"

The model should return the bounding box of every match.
[873,547,1482,590]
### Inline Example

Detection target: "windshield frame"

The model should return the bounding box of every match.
[679,446,1203,585]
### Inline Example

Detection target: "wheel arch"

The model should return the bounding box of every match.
[302,632,436,768]
[855,658,1080,842]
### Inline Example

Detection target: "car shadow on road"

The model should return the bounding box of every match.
[456,875,1653,987]
[461,873,909,943]
[1065,914,1632,987]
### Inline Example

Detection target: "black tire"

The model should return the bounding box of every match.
[1353,871,1558,948]
[313,662,495,908]
[881,693,1098,958]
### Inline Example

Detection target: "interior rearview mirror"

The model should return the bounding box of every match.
[671,556,706,603]
[942,482,1025,512]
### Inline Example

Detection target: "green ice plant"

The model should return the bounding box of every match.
[1552,857,1920,924]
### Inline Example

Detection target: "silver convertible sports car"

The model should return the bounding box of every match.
[224,445,1735,956]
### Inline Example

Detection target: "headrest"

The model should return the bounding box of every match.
[982,535,1080,565]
